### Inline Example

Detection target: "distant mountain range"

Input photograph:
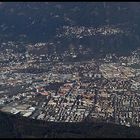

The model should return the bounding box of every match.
[0,2,140,54]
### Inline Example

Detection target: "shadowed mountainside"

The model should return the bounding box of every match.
[0,111,140,138]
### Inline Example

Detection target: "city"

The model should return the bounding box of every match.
[0,40,140,128]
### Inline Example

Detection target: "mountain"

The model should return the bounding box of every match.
[0,111,140,138]
[0,2,140,55]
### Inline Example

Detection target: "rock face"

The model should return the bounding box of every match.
[0,111,140,138]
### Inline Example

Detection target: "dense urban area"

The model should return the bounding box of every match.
[0,35,140,128]
[1,4,140,137]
